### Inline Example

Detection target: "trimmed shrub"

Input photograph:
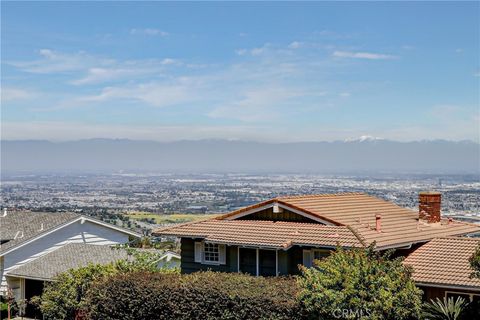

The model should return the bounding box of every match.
[86,271,302,320]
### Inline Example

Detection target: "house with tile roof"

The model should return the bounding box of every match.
[154,192,480,277]
[404,237,480,302]
[0,211,141,307]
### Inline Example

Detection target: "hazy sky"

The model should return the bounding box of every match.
[1,2,479,142]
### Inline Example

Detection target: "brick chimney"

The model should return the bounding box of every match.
[419,191,441,223]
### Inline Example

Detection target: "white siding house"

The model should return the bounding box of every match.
[0,211,140,301]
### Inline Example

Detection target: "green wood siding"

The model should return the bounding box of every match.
[237,207,317,223]
[179,238,333,276]
[180,238,232,274]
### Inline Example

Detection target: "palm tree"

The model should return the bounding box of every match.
[423,296,467,320]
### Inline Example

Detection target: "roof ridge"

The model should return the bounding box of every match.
[431,236,480,242]
[346,225,368,247]
[277,192,366,200]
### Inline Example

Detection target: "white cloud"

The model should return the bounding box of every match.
[332,50,397,60]
[130,28,169,36]
[208,87,305,122]
[235,49,247,56]
[455,48,464,53]
[250,47,265,56]
[235,44,271,56]
[70,58,179,85]
[75,81,195,108]
[339,92,351,97]
[7,49,114,74]
[288,41,303,49]
[1,87,34,102]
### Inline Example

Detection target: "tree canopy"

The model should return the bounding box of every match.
[297,245,422,320]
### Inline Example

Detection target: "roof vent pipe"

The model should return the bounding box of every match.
[375,214,382,232]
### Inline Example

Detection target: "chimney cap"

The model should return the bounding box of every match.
[419,191,441,196]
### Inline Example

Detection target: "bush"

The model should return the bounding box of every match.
[297,246,422,320]
[40,249,171,319]
[41,263,117,319]
[86,271,302,320]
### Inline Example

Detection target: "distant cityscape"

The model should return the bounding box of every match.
[2,173,478,218]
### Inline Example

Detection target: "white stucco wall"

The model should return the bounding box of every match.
[0,220,132,297]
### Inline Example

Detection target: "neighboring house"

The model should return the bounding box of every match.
[156,251,181,269]
[0,211,141,303]
[404,237,480,302]
[154,192,480,276]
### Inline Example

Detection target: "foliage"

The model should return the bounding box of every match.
[1,289,18,318]
[40,248,173,320]
[41,263,117,319]
[86,271,302,320]
[422,297,467,320]
[469,243,480,279]
[297,245,422,320]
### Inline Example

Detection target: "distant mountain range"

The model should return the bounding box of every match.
[1,139,479,174]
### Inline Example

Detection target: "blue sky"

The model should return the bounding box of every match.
[1,1,479,142]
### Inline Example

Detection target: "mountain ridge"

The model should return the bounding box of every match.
[2,139,479,174]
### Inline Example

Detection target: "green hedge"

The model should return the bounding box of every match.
[86,271,302,320]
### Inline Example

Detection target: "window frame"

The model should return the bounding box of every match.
[203,242,221,265]
[445,290,480,302]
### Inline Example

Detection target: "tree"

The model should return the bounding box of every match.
[469,243,480,279]
[297,245,422,320]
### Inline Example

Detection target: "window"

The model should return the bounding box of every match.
[194,241,226,265]
[312,249,329,262]
[204,242,220,263]
[303,249,330,268]
[445,291,480,302]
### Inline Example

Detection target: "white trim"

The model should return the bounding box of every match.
[0,215,141,257]
[6,273,54,282]
[81,216,141,238]
[224,202,335,225]
[416,282,480,292]
[445,290,480,302]
[256,248,259,276]
[237,246,240,272]
[20,278,25,300]
[275,250,279,276]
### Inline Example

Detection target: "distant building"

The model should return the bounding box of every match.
[186,206,208,214]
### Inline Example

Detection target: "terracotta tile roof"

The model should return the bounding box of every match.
[217,193,480,249]
[155,219,363,249]
[404,237,480,290]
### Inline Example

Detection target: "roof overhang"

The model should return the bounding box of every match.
[5,273,54,282]
[415,282,480,292]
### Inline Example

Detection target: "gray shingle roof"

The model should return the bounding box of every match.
[0,211,80,255]
[6,243,129,280]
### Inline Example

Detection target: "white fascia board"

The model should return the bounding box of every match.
[224,202,335,226]
[81,216,142,238]
[1,216,140,257]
